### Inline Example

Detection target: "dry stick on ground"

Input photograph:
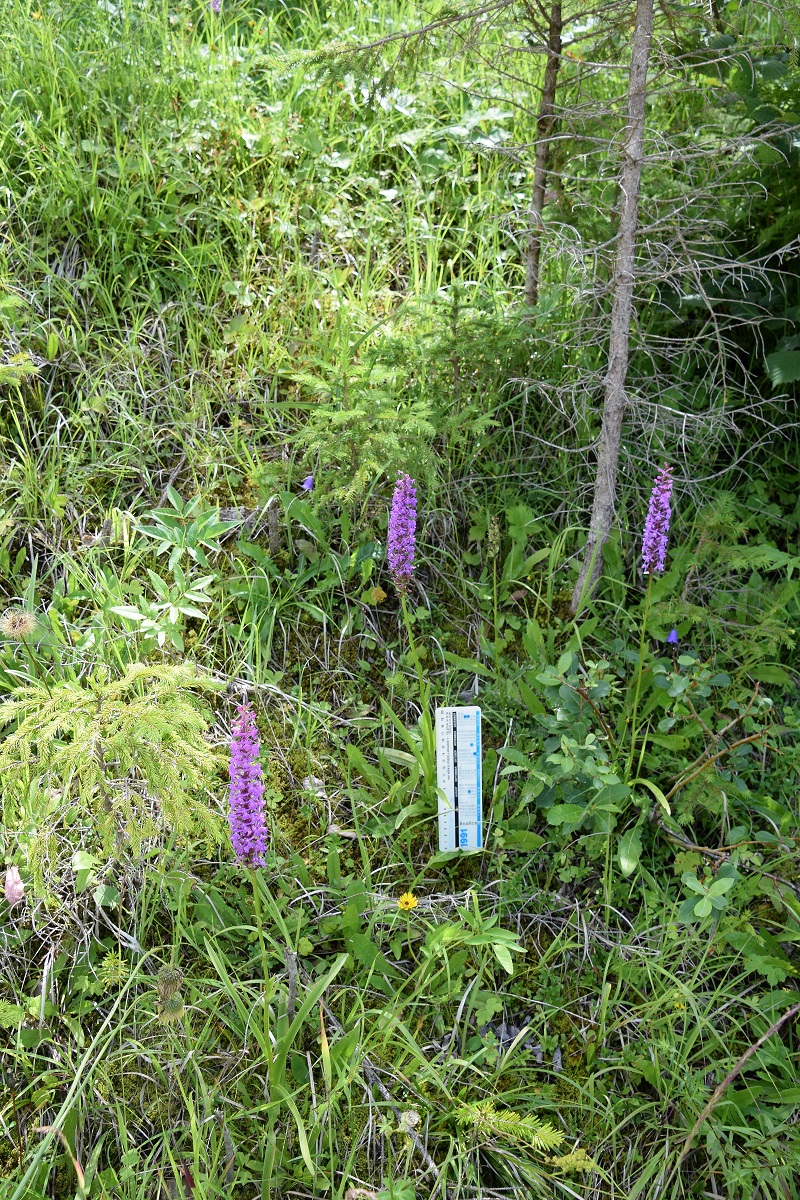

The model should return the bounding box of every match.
[663,731,768,805]
[523,0,562,308]
[570,0,654,613]
[654,821,800,901]
[671,999,800,1176]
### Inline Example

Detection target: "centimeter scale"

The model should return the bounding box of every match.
[435,706,482,852]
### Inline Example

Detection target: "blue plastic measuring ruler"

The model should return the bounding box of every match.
[435,706,482,851]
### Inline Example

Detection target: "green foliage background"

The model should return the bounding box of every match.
[0,1,799,1198]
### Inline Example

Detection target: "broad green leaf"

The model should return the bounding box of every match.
[442,652,493,678]
[750,665,792,686]
[493,943,514,974]
[497,747,535,768]
[500,830,545,852]
[92,884,120,908]
[708,876,736,896]
[517,679,545,713]
[72,851,98,873]
[536,670,563,687]
[618,828,642,877]
[109,605,145,621]
[595,783,630,805]
[678,897,700,923]
[766,349,800,385]
[629,777,671,816]
[546,803,586,826]
[647,733,690,749]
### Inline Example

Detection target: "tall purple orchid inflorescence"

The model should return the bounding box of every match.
[641,464,674,576]
[228,702,267,867]
[388,472,417,594]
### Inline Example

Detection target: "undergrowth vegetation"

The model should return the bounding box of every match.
[1,0,799,1197]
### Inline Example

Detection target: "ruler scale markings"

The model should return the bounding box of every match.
[452,711,459,846]
[436,706,482,852]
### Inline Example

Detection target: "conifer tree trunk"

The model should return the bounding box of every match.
[570,0,654,613]
[524,0,563,308]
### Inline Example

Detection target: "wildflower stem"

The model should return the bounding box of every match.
[625,573,653,781]
[400,594,426,703]
[492,555,500,661]
[248,867,271,1043]
[403,912,420,964]
[400,594,435,794]
[20,635,52,699]
[249,866,277,1193]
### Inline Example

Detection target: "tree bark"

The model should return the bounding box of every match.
[524,0,563,308]
[570,0,654,614]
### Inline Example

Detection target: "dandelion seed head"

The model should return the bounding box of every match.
[0,609,37,640]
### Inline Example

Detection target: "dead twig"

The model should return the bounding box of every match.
[675,999,800,1170]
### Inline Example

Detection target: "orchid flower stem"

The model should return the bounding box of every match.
[492,556,501,662]
[626,573,653,782]
[400,594,427,704]
[249,866,277,1192]
[248,868,271,1042]
[400,593,435,791]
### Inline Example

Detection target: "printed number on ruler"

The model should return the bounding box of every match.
[436,706,482,852]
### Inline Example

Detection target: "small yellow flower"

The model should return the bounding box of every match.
[398,891,418,912]
[32,10,42,17]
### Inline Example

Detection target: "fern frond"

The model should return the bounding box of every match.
[0,1001,26,1028]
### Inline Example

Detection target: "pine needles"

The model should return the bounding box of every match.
[0,663,226,854]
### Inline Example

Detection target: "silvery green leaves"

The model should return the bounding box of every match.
[678,864,739,923]
[110,562,214,651]
[136,487,240,571]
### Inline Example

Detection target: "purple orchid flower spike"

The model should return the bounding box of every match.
[228,702,267,867]
[388,472,417,594]
[642,464,674,576]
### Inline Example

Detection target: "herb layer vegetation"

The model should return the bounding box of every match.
[1,1,800,1198]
